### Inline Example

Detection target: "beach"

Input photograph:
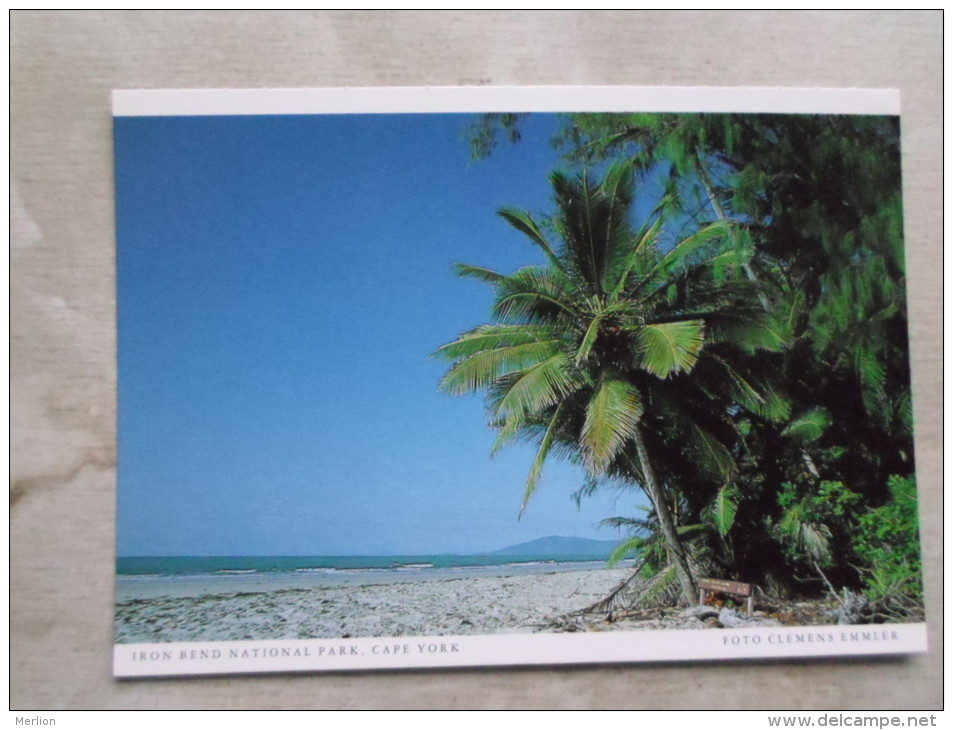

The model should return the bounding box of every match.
[115,564,633,643]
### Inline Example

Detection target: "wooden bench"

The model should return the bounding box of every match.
[698,577,754,615]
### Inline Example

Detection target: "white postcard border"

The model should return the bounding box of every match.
[114,623,927,677]
[112,85,900,118]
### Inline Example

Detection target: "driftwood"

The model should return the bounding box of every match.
[572,561,915,629]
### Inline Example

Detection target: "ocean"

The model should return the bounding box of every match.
[115,554,620,602]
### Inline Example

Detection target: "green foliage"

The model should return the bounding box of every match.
[781,408,832,444]
[581,376,644,473]
[456,111,922,617]
[438,161,771,502]
[772,475,923,617]
[852,475,923,618]
[775,480,862,569]
[438,159,788,604]
[635,320,706,378]
[466,112,529,161]
[602,509,711,579]
[607,534,646,568]
[708,484,741,537]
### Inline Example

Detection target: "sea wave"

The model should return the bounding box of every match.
[501,560,557,568]
[294,566,386,574]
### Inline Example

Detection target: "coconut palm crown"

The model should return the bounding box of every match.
[436,161,787,604]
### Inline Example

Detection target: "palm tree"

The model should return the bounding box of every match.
[436,162,785,605]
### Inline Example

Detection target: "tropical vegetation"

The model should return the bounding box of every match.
[439,112,921,621]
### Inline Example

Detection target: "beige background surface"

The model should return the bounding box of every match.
[10,11,942,709]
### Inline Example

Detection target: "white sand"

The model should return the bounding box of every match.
[115,566,632,643]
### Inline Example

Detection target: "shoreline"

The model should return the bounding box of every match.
[115,565,632,643]
[115,558,625,601]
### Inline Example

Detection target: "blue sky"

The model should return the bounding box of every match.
[115,112,649,557]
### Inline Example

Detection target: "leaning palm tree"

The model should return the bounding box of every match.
[437,161,786,605]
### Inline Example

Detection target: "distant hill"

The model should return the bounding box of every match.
[491,536,619,557]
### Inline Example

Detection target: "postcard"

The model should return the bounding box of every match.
[112,86,926,677]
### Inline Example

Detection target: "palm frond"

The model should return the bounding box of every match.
[634,319,706,378]
[438,339,561,396]
[492,352,579,419]
[608,216,663,301]
[630,220,731,298]
[581,376,644,473]
[686,422,736,482]
[708,484,741,537]
[520,404,567,516]
[855,346,888,420]
[498,207,564,272]
[600,513,655,533]
[700,353,791,422]
[777,503,833,564]
[550,165,637,297]
[435,323,552,361]
[492,266,581,324]
[607,536,645,567]
[574,313,604,366]
[489,414,524,457]
[781,408,831,444]
[451,262,506,284]
[705,307,790,353]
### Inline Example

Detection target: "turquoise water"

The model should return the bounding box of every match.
[115,553,622,601]
[117,553,612,578]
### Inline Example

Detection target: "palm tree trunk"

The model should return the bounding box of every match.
[633,426,698,605]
